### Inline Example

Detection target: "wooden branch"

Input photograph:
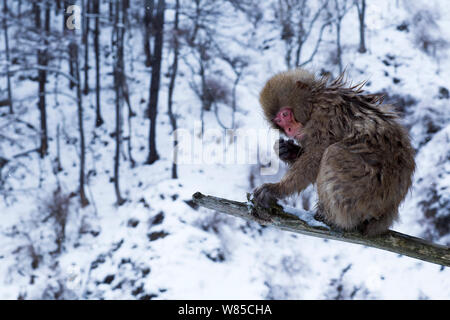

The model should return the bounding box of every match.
[192,192,450,267]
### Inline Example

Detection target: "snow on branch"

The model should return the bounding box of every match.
[192,192,450,267]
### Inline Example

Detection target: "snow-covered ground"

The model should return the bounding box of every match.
[0,0,449,299]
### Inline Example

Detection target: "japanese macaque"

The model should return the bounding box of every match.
[253,69,415,236]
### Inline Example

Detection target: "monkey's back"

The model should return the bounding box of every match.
[315,103,415,235]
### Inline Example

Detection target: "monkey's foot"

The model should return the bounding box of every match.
[314,208,340,231]
[356,218,389,237]
[313,212,325,222]
[357,219,371,236]
[253,183,279,208]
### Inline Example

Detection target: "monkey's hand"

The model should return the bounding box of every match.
[253,183,280,209]
[274,139,303,164]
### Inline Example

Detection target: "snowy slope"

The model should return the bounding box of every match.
[0,0,449,299]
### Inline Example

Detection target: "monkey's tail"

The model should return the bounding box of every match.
[359,212,397,237]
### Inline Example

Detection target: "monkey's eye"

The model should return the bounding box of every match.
[282,112,288,117]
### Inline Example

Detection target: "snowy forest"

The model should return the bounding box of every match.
[0,0,449,299]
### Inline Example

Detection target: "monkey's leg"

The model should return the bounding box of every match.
[316,143,391,234]
[357,212,397,236]
[314,202,346,232]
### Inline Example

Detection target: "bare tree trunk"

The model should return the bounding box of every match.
[62,0,67,33]
[199,60,209,112]
[285,40,292,69]
[231,73,241,128]
[75,45,89,207]
[189,0,201,44]
[126,112,136,168]
[114,0,125,205]
[217,52,248,129]
[294,42,303,69]
[109,0,114,22]
[143,0,154,67]
[199,59,206,133]
[120,3,135,118]
[64,0,89,207]
[146,0,165,165]
[356,0,367,53]
[277,0,329,69]
[333,0,352,73]
[93,0,103,126]
[168,0,180,179]
[17,0,21,21]
[35,2,49,158]
[83,0,90,95]
[56,124,63,173]
[3,0,12,114]
[336,21,342,73]
[64,1,76,89]
[121,0,135,168]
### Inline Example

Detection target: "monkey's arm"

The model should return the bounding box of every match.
[254,148,324,208]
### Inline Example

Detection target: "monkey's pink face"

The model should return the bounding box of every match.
[273,107,304,140]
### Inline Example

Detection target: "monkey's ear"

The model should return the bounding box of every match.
[296,81,309,90]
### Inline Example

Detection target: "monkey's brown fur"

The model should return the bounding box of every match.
[255,69,415,236]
